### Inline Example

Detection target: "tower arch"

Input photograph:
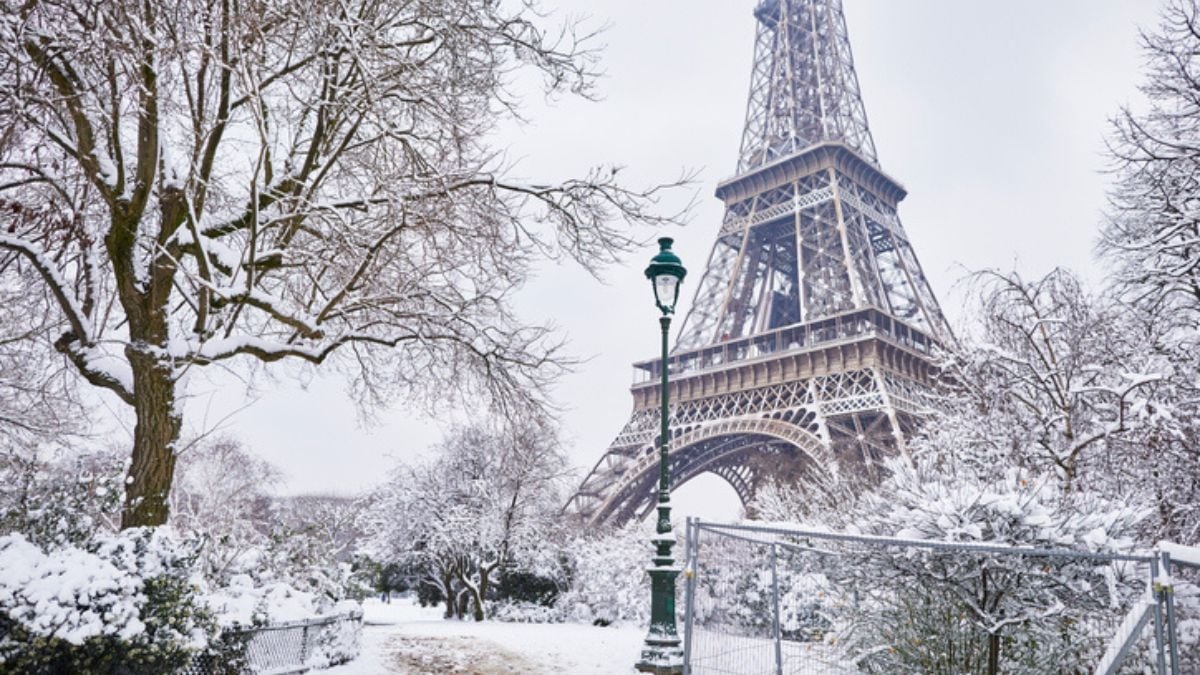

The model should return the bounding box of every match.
[589,418,832,525]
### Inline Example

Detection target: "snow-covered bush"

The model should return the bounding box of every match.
[257,526,367,608]
[203,573,335,628]
[198,568,366,669]
[489,599,561,624]
[0,528,220,674]
[488,565,566,623]
[557,522,654,626]
[0,534,144,646]
[0,447,123,549]
[1159,546,1200,674]
[0,524,365,673]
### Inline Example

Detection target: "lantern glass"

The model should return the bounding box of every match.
[655,274,679,312]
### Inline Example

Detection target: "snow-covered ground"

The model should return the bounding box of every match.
[327,598,647,674]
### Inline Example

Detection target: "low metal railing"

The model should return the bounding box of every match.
[183,608,362,675]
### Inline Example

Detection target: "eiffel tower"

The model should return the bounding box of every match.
[566,0,952,526]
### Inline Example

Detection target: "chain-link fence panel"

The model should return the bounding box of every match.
[683,520,1183,675]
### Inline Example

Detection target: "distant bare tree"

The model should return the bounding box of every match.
[276,494,364,564]
[364,420,569,620]
[0,0,685,527]
[169,436,281,579]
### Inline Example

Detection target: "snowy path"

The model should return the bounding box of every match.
[327,599,646,674]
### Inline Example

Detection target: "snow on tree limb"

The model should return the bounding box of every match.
[0,0,688,527]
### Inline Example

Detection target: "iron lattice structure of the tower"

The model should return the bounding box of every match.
[566,0,952,526]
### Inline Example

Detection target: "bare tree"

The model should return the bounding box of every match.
[0,270,87,450]
[0,0,684,527]
[275,494,364,565]
[1103,0,1200,330]
[960,269,1159,488]
[1099,1,1200,541]
[889,269,1199,541]
[169,436,281,579]
[364,420,569,620]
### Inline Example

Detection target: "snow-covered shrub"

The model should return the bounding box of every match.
[776,568,834,642]
[0,448,123,549]
[488,599,561,624]
[489,565,565,623]
[687,536,770,634]
[558,522,654,626]
[1164,558,1200,673]
[0,533,143,646]
[0,528,220,674]
[686,535,838,644]
[203,573,333,628]
[199,596,362,671]
[200,571,364,669]
[494,569,563,608]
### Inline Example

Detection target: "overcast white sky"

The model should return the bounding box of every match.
[159,1,1163,517]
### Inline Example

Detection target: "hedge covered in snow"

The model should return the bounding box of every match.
[0,528,219,673]
[0,527,364,673]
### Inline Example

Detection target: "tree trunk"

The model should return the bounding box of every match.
[435,569,455,619]
[471,584,485,621]
[456,588,470,619]
[986,632,1000,675]
[472,563,494,622]
[120,351,182,528]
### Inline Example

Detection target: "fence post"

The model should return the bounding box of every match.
[683,517,699,674]
[1150,555,1168,675]
[300,623,310,666]
[771,542,782,675]
[1160,551,1179,675]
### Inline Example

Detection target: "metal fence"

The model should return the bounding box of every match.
[681,519,1194,675]
[183,609,363,674]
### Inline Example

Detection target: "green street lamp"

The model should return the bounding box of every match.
[636,237,687,675]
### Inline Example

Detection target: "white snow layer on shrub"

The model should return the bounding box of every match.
[557,523,652,626]
[203,573,330,627]
[489,599,561,623]
[0,532,145,645]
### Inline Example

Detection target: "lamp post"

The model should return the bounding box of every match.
[636,237,687,675]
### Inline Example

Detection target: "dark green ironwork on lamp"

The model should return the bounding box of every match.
[636,237,687,675]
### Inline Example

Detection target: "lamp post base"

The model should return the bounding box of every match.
[635,642,685,675]
[636,563,685,675]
